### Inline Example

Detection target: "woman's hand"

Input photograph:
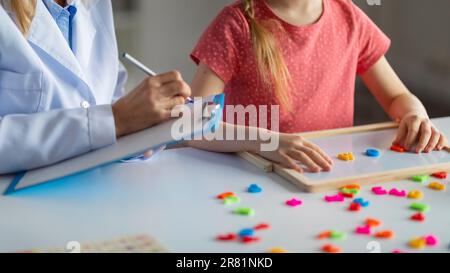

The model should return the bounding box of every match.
[112,71,191,138]
[257,133,333,173]
[393,112,448,153]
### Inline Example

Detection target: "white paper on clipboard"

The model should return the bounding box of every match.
[4,94,224,195]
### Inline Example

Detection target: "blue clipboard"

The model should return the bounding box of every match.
[4,94,224,195]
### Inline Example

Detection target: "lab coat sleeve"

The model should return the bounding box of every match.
[112,61,128,103]
[0,105,116,174]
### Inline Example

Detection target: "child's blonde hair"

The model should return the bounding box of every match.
[242,0,292,111]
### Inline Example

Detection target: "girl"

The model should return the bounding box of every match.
[188,0,448,173]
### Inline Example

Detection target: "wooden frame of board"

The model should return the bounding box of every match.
[237,122,450,193]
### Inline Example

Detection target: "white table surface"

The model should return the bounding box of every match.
[0,117,449,253]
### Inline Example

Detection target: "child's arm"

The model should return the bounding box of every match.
[191,63,226,96]
[361,56,448,153]
[187,63,333,173]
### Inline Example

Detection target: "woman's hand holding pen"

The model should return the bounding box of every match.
[112,70,191,138]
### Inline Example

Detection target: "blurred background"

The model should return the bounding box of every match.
[113,0,450,125]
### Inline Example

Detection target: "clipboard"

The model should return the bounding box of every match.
[4,94,224,195]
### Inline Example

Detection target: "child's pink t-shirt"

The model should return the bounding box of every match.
[191,0,390,133]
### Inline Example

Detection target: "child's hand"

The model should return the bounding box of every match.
[394,112,448,153]
[257,134,333,173]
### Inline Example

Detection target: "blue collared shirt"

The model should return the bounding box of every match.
[42,0,78,49]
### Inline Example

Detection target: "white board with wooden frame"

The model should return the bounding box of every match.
[238,118,450,193]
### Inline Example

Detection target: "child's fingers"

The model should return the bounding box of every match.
[393,121,407,146]
[287,150,321,173]
[304,141,333,164]
[280,154,302,173]
[298,146,331,171]
[415,122,432,153]
[404,119,421,149]
[424,127,440,152]
[437,134,448,150]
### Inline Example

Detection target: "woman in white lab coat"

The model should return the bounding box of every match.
[0,0,191,174]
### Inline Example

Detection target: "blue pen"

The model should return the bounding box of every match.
[122,53,193,103]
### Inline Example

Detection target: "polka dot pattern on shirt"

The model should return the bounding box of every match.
[191,0,391,133]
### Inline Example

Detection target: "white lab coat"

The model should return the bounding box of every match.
[0,0,127,174]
